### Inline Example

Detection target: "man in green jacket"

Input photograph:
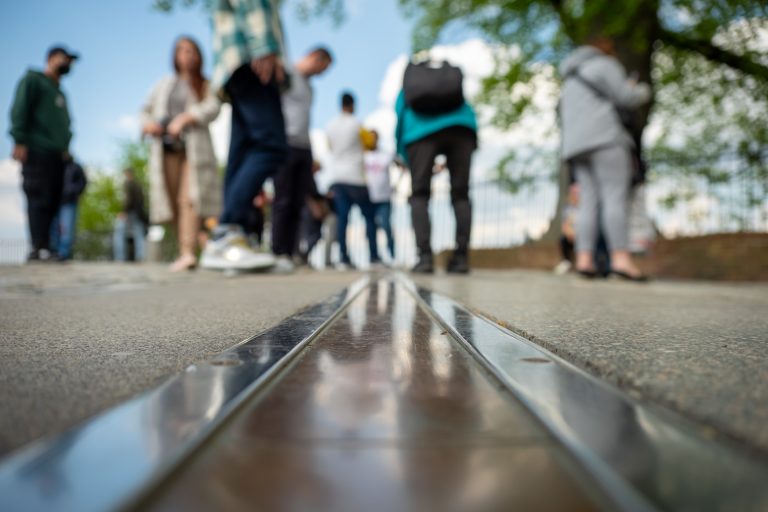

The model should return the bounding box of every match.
[395,86,478,274]
[9,45,78,262]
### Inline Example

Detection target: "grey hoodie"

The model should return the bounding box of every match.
[559,46,651,160]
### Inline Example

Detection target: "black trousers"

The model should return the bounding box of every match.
[22,150,66,252]
[406,126,476,257]
[271,146,313,256]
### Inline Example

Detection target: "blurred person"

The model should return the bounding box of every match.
[200,0,288,272]
[244,190,268,248]
[113,168,147,262]
[271,46,333,273]
[395,60,478,274]
[297,160,332,266]
[559,35,651,281]
[50,159,87,261]
[9,45,79,262]
[141,36,222,272]
[325,91,380,270]
[554,183,579,275]
[364,130,396,263]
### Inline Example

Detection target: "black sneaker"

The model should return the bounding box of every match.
[446,252,469,274]
[411,256,434,274]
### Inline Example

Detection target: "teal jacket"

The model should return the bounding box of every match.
[394,89,477,163]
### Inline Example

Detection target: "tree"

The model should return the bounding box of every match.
[75,141,150,259]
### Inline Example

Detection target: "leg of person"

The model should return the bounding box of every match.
[444,127,476,273]
[50,208,61,257]
[574,154,599,275]
[592,146,645,279]
[164,150,182,231]
[170,154,199,271]
[406,136,440,272]
[21,151,63,258]
[299,205,323,263]
[376,201,395,261]
[129,213,146,262]
[331,184,354,267]
[57,202,78,260]
[113,216,127,262]
[271,147,299,257]
[350,186,381,265]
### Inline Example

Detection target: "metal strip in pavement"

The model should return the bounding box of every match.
[0,276,370,512]
[402,275,768,512]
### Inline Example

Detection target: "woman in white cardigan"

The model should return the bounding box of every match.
[141,36,221,271]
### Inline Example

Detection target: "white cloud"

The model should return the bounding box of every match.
[115,114,140,136]
[0,159,27,245]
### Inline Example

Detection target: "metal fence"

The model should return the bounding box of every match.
[309,161,767,269]
[2,159,764,266]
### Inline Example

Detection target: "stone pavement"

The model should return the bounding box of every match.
[0,263,361,456]
[2,264,767,463]
[415,270,768,454]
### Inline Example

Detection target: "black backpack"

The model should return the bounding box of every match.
[403,61,464,115]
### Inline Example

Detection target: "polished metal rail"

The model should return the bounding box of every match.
[0,277,370,512]
[402,275,768,512]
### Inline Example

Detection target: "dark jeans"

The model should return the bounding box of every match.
[51,201,78,259]
[373,201,395,259]
[22,150,66,252]
[272,146,313,256]
[330,184,379,265]
[220,65,287,228]
[298,204,322,261]
[406,126,476,257]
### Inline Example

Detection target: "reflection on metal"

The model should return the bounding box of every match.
[141,276,601,511]
[0,276,370,512]
[403,276,768,512]
[3,273,768,512]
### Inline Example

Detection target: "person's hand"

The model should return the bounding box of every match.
[143,121,164,138]
[251,53,285,85]
[117,212,127,220]
[167,113,193,138]
[12,144,27,163]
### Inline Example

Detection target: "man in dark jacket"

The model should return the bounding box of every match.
[50,160,87,261]
[9,45,79,262]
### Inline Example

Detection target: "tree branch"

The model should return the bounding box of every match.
[659,28,768,82]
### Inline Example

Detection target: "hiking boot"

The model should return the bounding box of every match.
[446,252,469,274]
[411,255,434,274]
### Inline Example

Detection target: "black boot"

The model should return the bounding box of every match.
[446,251,469,274]
[411,254,434,274]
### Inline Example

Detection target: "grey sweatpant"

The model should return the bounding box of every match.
[573,145,632,253]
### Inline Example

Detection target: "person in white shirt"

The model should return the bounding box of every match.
[364,130,395,262]
[325,92,380,269]
[271,47,333,273]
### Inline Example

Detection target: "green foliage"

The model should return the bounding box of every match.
[74,140,150,259]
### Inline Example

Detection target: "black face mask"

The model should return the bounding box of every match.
[57,63,71,76]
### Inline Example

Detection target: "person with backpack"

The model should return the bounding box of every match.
[559,35,651,281]
[50,159,87,261]
[395,59,478,274]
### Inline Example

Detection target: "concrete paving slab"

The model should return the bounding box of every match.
[0,263,360,456]
[414,270,768,454]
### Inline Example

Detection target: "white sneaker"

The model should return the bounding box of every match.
[553,260,573,275]
[335,261,354,271]
[272,255,295,274]
[200,231,276,271]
